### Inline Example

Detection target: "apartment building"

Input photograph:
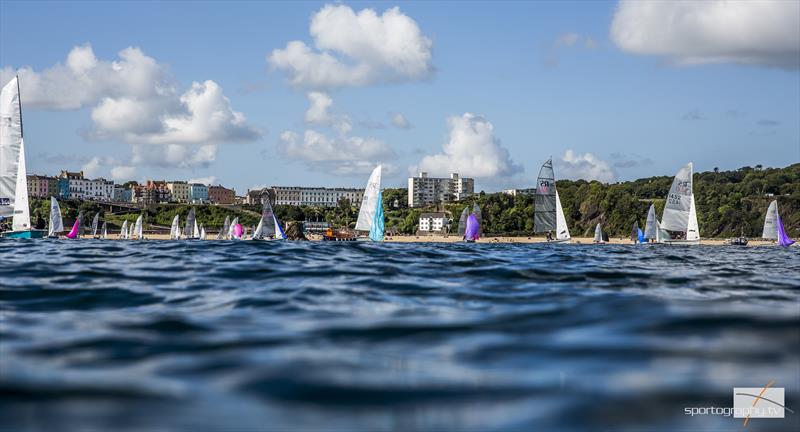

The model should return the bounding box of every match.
[167,181,190,202]
[189,183,209,203]
[271,186,364,207]
[418,212,448,233]
[58,170,114,201]
[208,185,235,204]
[407,172,474,208]
[27,175,58,198]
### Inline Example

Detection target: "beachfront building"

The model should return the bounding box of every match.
[134,180,171,204]
[418,212,448,233]
[167,181,190,202]
[26,175,58,198]
[208,185,235,204]
[407,172,474,208]
[189,183,209,203]
[57,170,114,201]
[113,186,133,203]
[271,186,364,207]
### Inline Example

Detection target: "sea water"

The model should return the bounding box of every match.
[1,240,798,431]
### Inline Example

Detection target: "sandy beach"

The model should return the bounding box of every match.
[112,232,780,246]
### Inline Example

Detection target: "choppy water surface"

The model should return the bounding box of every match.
[1,240,798,431]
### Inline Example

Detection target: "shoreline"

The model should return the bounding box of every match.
[85,233,781,246]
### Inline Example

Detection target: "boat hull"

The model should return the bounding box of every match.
[1,229,47,239]
[547,238,571,244]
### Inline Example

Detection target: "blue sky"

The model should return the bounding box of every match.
[1,0,798,193]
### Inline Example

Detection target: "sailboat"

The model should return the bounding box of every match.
[91,213,100,238]
[763,200,795,247]
[65,212,83,239]
[658,163,700,244]
[643,203,668,243]
[464,213,480,243]
[170,215,180,240]
[219,215,231,240]
[183,208,199,240]
[133,214,144,240]
[253,199,286,241]
[534,158,570,243]
[199,224,206,240]
[230,217,243,240]
[457,207,469,237]
[101,221,107,239]
[120,220,129,239]
[47,197,64,238]
[355,164,384,242]
[593,223,607,244]
[0,77,45,238]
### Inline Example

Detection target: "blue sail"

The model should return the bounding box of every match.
[369,190,385,242]
[637,228,645,243]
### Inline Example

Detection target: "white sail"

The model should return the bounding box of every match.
[644,204,658,240]
[170,215,180,239]
[661,162,693,233]
[253,217,264,239]
[120,220,129,239]
[555,190,570,240]
[193,218,199,238]
[762,200,778,239]
[273,215,286,239]
[594,223,603,243]
[355,165,382,232]
[0,77,24,221]
[128,220,134,239]
[134,214,143,239]
[101,221,107,239]
[200,225,206,240]
[48,197,64,236]
[229,217,239,238]
[91,213,99,237]
[12,138,30,231]
[184,208,196,238]
[686,194,699,241]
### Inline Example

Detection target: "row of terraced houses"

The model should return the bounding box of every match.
[26,171,236,205]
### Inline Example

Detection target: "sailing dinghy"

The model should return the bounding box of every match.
[464,213,480,242]
[170,215,180,240]
[658,163,700,244]
[253,199,286,241]
[101,221,107,239]
[457,207,469,237]
[183,208,200,240]
[0,77,45,238]
[47,197,64,238]
[65,212,83,239]
[593,223,607,244]
[90,213,99,238]
[133,214,144,240]
[534,158,570,243]
[763,200,795,247]
[120,220,129,239]
[355,164,384,242]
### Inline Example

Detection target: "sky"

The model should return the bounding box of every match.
[1,0,798,193]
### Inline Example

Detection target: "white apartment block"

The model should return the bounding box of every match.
[407,172,474,208]
[272,186,365,207]
[418,212,448,233]
[68,178,114,201]
[167,181,191,202]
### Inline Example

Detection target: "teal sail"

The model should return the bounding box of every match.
[369,190,385,242]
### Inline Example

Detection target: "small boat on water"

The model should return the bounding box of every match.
[183,208,200,240]
[170,215,180,240]
[217,215,231,240]
[464,213,480,243]
[763,200,795,247]
[90,213,100,238]
[120,220,129,239]
[534,158,571,243]
[47,197,64,238]
[659,162,700,245]
[101,221,107,239]
[0,77,45,238]
[253,198,287,241]
[65,211,83,239]
[593,223,607,244]
[133,214,144,240]
[354,164,384,242]
[631,221,645,243]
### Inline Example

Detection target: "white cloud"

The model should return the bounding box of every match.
[304,91,334,124]
[279,128,394,176]
[1,44,261,170]
[555,150,617,183]
[611,0,800,69]
[81,157,102,178]
[188,176,216,186]
[131,144,217,169]
[391,112,412,129]
[110,165,136,182]
[415,113,522,179]
[269,4,433,89]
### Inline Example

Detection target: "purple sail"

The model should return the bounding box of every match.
[465,213,480,241]
[776,212,795,247]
